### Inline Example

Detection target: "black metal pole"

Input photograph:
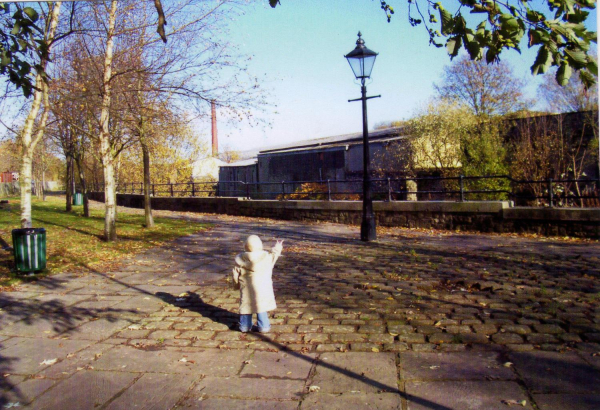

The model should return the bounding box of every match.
[361,79,376,241]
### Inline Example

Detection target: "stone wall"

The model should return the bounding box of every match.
[88,192,600,238]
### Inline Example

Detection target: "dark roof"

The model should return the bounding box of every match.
[220,158,258,168]
[258,126,407,155]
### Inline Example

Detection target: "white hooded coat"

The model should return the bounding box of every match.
[233,236,282,314]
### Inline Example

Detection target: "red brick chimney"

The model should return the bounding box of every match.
[211,100,218,157]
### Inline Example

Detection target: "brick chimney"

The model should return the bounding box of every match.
[211,100,218,157]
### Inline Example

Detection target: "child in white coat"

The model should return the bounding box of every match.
[232,235,283,332]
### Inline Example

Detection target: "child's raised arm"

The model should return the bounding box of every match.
[271,239,284,265]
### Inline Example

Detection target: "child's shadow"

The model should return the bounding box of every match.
[155,291,238,329]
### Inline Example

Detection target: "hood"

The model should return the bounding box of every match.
[235,251,271,271]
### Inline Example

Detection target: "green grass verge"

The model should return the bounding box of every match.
[0,196,209,288]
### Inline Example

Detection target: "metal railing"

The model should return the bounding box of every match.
[90,175,600,208]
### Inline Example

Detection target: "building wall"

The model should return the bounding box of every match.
[218,164,258,196]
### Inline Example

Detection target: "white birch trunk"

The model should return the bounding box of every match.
[19,3,62,228]
[99,0,119,241]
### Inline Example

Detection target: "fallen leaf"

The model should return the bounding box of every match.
[179,358,189,363]
[309,386,320,392]
[4,403,21,408]
[371,347,380,352]
[503,362,513,368]
[39,359,57,366]
[501,399,526,406]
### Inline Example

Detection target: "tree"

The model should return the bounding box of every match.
[538,64,599,113]
[219,145,241,164]
[408,101,468,177]
[17,3,62,228]
[270,1,597,88]
[434,54,529,116]
[508,112,598,206]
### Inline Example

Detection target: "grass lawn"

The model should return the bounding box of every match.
[0,196,210,288]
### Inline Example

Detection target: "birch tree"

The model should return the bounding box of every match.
[18,3,62,228]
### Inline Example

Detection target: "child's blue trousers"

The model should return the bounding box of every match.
[239,312,270,332]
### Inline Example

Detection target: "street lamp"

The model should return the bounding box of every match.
[345,32,380,242]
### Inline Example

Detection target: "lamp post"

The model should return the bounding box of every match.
[345,32,380,242]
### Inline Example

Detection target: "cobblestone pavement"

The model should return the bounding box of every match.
[1,211,599,409]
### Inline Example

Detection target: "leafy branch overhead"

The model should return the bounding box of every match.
[271,0,597,89]
[0,4,46,97]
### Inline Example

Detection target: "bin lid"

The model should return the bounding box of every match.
[12,228,46,235]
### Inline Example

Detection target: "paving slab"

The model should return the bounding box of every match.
[405,381,534,410]
[27,294,92,306]
[66,318,133,340]
[109,295,164,314]
[129,284,201,297]
[37,343,115,379]
[510,351,600,394]
[104,372,199,410]
[178,398,299,409]
[93,345,250,375]
[312,352,398,394]
[189,376,305,400]
[70,282,132,295]
[118,272,172,284]
[0,317,82,338]
[302,393,402,409]
[400,352,516,381]
[240,351,315,379]
[0,377,56,406]
[0,338,92,375]
[0,337,27,350]
[28,370,138,410]
[71,296,132,309]
[532,394,600,410]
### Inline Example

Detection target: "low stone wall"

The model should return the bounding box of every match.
[88,192,600,238]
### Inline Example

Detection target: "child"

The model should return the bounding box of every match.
[232,235,283,333]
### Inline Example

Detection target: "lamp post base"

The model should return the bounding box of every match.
[360,214,377,242]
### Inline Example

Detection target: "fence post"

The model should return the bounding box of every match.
[387,178,392,202]
[281,181,285,200]
[327,180,331,201]
[548,178,554,207]
[459,175,465,202]
[246,183,250,199]
[152,184,155,197]
[170,183,174,197]
[190,182,194,197]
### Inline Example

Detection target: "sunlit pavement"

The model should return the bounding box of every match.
[1,211,599,409]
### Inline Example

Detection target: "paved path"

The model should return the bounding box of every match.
[1,211,599,409]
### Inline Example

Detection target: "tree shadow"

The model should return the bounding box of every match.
[0,236,11,251]
[0,350,21,407]
[0,283,136,406]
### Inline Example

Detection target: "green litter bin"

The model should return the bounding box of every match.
[12,228,47,273]
[73,193,83,206]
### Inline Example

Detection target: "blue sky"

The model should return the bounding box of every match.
[0,1,593,156]
[204,0,597,154]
